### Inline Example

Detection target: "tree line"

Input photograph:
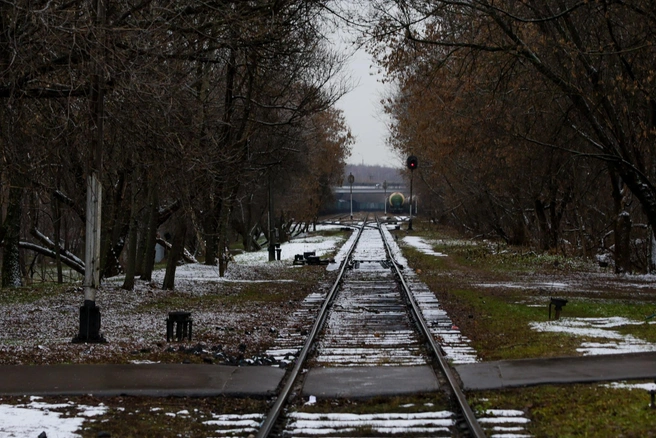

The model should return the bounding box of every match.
[344,164,404,185]
[0,1,352,289]
[364,0,656,273]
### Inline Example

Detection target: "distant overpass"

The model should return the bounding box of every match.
[329,183,409,212]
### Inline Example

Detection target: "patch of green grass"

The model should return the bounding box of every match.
[407,248,450,271]
[555,299,654,321]
[429,287,656,360]
[134,263,329,313]
[443,244,595,274]
[134,291,209,311]
[541,299,656,345]
[0,283,72,305]
[401,221,595,274]
[443,288,582,360]
[223,282,296,305]
[134,280,299,312]
[617,322,656,343]
[471,383,656,437]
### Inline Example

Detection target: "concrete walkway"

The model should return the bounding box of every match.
[454,351,656,391]
[302,366,440,398]
[0,363,284,397]
[0,352,653,398]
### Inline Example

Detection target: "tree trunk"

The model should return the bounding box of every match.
[239,195,254,251]
[162,213,186,290]
[218,204,231,277]
[576,209,588,260]
[509,209,527,246]
[615,212,632,274]
[52,194,63,283]
[2,185,22,288]
[610,169,632,274]
[236,194,264,252]
[135,178,152,277]
[203,198,220,266]
[534,199,550,251]
[140,186,158,281]
[134,192,149,277]
[122,174,138,290]
[100,171,130,279]
[649,227,656,274]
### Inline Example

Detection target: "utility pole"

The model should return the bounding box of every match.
[74,0,106,343]
[407,156,418,231]
[348,172,355,220]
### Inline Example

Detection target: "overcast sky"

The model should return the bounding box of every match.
[331,38,401,168]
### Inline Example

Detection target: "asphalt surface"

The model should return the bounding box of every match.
[454,351,656,391]
[302,365,440,398]
[0,352,653,398]
[0,363,284,397]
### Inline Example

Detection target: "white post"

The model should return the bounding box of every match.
[83,173,102,302]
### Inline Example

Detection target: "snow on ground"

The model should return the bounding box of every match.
[0,228,347,364]
[603,382,656,391]
[285,410,455,435]
[402,236,447,257]
[234,226,345,265]
[476,282,569,289]
[203,413,263,435]
[327,228,359,272]
[0,228,347,437]
[0,396,107,438]
[1,224,654,435]
[474,277,656,293]
[530,317,656,355]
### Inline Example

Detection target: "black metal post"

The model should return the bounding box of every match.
[73,299,105,343]
[348,172,355,220]
[408,171,414,230]
[268,171,276,261]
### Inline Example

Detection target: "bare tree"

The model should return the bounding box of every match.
[367,0,656,269]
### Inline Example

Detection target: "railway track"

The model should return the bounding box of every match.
[254,218,491,438]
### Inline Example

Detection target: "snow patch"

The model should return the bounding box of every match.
[402,236,447,257]
[0,399,107,437]
[603,382,656,391]
[530,317,656,355]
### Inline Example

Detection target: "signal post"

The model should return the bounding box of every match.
[407,156,418,230]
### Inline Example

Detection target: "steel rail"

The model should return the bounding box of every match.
[377,218,487,438]
[256,219,368,438]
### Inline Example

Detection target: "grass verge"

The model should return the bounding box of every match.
[471,383,656,438]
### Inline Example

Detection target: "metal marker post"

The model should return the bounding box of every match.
[406,156,418,231]
[348,172,355,220]
[409,173,413,230]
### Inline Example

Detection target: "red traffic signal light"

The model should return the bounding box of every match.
[406,155,418,170]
